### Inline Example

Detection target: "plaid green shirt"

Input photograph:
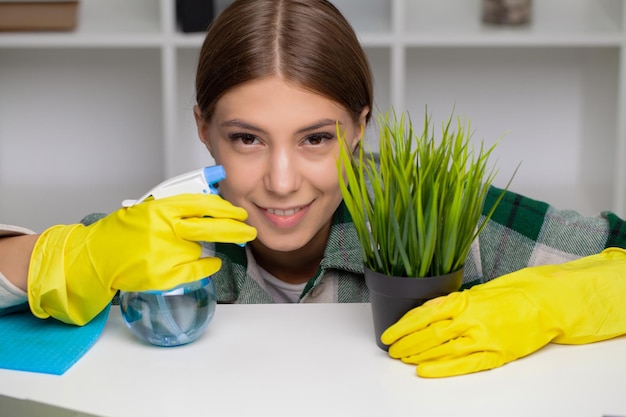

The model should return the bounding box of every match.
[200,186,626,303]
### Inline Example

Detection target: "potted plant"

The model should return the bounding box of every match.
[337,110,515,350]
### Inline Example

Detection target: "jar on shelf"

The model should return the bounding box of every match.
[481,0,532,25]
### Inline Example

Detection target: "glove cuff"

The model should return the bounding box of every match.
[27,224,111,325]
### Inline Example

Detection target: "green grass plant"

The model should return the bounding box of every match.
[338,110,516,278]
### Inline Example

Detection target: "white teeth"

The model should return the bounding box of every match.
[267,207,301,216]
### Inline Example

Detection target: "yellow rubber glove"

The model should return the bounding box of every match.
[28,193,257,325]
[381,247,626,378]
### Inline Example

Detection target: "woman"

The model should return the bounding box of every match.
[190,0,372,304]
[1,0,626,377]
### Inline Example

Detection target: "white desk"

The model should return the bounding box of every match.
[0,303,625,417]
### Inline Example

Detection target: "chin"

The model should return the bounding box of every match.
[263,241,305,253]
[255,235,310,253]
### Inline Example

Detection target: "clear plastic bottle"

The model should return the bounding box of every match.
[119,278,217,347]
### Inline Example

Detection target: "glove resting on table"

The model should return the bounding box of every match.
[381,248,626,378]
[27,194,257,325]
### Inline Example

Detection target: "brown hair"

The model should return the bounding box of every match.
[195,0,373,125]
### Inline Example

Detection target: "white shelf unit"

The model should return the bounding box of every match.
[0,0,624,233]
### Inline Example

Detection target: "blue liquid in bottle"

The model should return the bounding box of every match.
[119,278,217,347]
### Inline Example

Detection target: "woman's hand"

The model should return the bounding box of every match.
[28,193,256,325]
[381,248,626,378]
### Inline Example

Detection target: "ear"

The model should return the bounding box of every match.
[352,106,370,151]
[194,105,213,154]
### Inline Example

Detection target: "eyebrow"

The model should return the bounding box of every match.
[221,118,342,135]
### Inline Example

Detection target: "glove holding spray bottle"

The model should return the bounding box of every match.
[28,165,256,338]
[119,165,250,346]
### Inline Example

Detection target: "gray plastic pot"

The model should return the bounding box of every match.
[364,267,463,351]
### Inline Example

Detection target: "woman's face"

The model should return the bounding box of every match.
[195,76,366,253]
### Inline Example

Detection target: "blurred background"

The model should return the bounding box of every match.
[0,0,625,232]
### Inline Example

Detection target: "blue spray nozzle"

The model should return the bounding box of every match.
[203,165,226,195]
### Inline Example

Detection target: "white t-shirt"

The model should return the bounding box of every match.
[258,266,306,303]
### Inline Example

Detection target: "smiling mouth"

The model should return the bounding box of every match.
[260,204,310,228]
[266,207,303,216]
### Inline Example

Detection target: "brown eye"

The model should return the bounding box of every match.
[304,133,333,146]
[229,133,259,145]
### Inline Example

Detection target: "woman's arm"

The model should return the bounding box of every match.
[0,234,39,291]
[466,185,626,287]
[382,247,626,378]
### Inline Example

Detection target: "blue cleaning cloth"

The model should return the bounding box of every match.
[0,305,110,375]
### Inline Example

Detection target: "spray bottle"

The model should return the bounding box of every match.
[119,166,226,347]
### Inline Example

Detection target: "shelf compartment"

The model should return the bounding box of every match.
[76,0,161,35]
[403,0,623,46]
[0,48,164,231]
[404,46,619,215]
[0,0,162,48]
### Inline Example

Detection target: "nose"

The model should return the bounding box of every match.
[263,147,301,196]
